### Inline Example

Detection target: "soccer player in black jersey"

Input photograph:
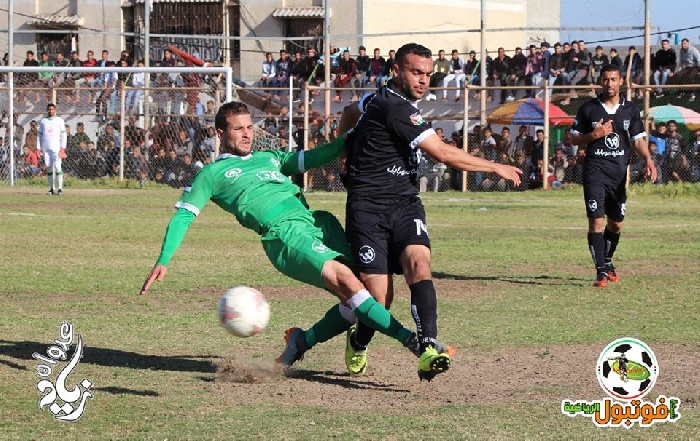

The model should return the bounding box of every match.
[339,43,522,380]
[570,64,657,287]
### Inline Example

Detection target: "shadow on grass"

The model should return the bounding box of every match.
[286,369,411,392]
[432,272,588,286]
[0,340,218,373]
[94,386,160,397]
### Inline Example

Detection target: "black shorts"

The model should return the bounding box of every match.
[345,196,431,275]
[583,177,627,221]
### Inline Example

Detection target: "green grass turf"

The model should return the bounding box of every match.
[0,186,697,439]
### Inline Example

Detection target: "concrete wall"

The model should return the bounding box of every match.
[361,0,528,57]
[238,0,287,82]
[525,0,561,46]
[0,0,121,66]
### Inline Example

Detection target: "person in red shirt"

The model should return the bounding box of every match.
[82,50,98,104]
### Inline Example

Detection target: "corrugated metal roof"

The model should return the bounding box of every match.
[27,14,85,27]
[272,7,325,18]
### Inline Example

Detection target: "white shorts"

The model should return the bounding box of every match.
[43,150,62,171]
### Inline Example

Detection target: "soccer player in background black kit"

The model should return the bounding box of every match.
[339,43,522,380]
[570,64,657,287]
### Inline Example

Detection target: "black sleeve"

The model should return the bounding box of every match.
[572,104,592,135]
[386,102,435,150]
[628,104,645,140]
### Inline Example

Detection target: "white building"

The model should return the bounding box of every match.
[0,0,561,82]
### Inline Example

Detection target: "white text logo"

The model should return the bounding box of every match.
[34,322,93,422]
[359,245,376,264]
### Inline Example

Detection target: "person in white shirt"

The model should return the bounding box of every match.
[442,49,467,102]
[37,103,67,195]
[126,60,146,115]
[260,52,276,87]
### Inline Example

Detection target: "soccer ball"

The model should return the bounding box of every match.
[217,286,270,338]
[596,338,658,401]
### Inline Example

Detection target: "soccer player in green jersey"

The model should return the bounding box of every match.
[140,101,448,378]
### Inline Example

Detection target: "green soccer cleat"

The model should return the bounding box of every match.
[418,346,451,382]
[345,325,368,375]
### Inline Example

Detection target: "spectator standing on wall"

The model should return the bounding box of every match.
[260,52,276,87]
[367,48,387,88]
[525,45,544,98]
[354,46,371,90]
[425,50,449,102]
[653,39,676,97]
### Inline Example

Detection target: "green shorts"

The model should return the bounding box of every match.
[261,210,353,291]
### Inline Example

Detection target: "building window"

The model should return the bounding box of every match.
[37,33,78,60]
[123,1,237,64]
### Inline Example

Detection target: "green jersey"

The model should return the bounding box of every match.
[155,137,345,265]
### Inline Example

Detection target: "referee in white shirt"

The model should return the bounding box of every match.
[37,103,67,195]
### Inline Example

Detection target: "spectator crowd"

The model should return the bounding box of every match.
[2,38,700,191]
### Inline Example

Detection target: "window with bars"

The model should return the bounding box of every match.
[122,1,240,64]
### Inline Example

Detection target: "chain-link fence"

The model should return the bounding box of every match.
[3,0,700,191]
[0,66,236,187]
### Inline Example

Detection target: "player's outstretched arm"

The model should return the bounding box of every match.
[140,264,168,295]
[418,134,522,186]
[140,209,197,295]
[633,137,658,183]
[281,135,346,175]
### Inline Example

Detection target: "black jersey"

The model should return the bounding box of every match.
[345,82,436,200]
[571,95,645,180]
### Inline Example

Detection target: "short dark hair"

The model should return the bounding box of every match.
[629,45,636,51]
[47,103,56,110]
[600,64,622,76]
[359,45,366,51]
[596,45,603,50]
[215,101,250,131]
[661,39,669,44]
[395,43,432,67]
[667,119,677,126]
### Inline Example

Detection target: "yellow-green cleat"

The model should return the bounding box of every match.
[418,346,451,381]
[345,325,368,375]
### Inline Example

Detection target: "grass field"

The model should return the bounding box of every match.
[0,185,698,440]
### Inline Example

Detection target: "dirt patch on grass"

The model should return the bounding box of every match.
[215,358,284,384]
[209,306,698,413]
[212,342,698,411]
